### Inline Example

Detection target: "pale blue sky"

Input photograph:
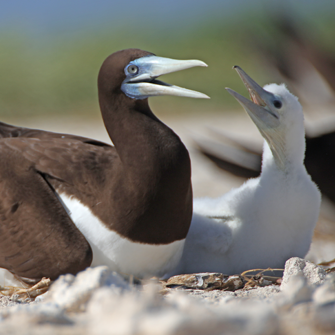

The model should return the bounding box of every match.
[0,0,333,37]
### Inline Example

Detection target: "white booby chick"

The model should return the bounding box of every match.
[171,66,321,275]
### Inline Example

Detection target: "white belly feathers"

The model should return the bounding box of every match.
[58,193,185,278]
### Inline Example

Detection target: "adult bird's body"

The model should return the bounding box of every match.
[0,49,209,284]
[171,66,321,276]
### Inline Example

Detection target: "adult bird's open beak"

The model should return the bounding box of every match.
[122,56,210,99]
[225,66,280,129]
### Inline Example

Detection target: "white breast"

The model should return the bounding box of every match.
[58,193,185,278]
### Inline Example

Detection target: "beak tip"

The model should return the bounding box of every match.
[191,60,208,68]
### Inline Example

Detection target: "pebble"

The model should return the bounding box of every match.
[281,257,326,290]
[44,266,130,312]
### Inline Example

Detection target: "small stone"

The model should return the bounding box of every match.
[165,273,244,291]
[165,273,226,290]
[221,275,244,291]
[45,266,129,312]
[281,257,326,291]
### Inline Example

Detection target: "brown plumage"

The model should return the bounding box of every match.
[0,49,207,283]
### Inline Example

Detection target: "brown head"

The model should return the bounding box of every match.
[97,48,210,158]
[98,48,209,107]
[98,49,154,100]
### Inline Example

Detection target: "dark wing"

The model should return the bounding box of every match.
[0,141,93,283]
[3,137,118,213]
[0,121,109,146]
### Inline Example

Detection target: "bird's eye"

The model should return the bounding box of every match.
[273,100,282,109]
[127,65,138,75]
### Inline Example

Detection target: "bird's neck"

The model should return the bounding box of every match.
[101,96,189,176]
[98,94,192,244]
[261,131,306,179]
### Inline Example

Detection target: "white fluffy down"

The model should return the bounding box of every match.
[170,84,321,276]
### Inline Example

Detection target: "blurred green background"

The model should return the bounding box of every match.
[0,0,334,119]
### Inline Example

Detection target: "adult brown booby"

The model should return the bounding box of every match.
[0,48,209,285]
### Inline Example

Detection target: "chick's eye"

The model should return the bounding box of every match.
[127,65,138,75]
[273,100,282,108]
